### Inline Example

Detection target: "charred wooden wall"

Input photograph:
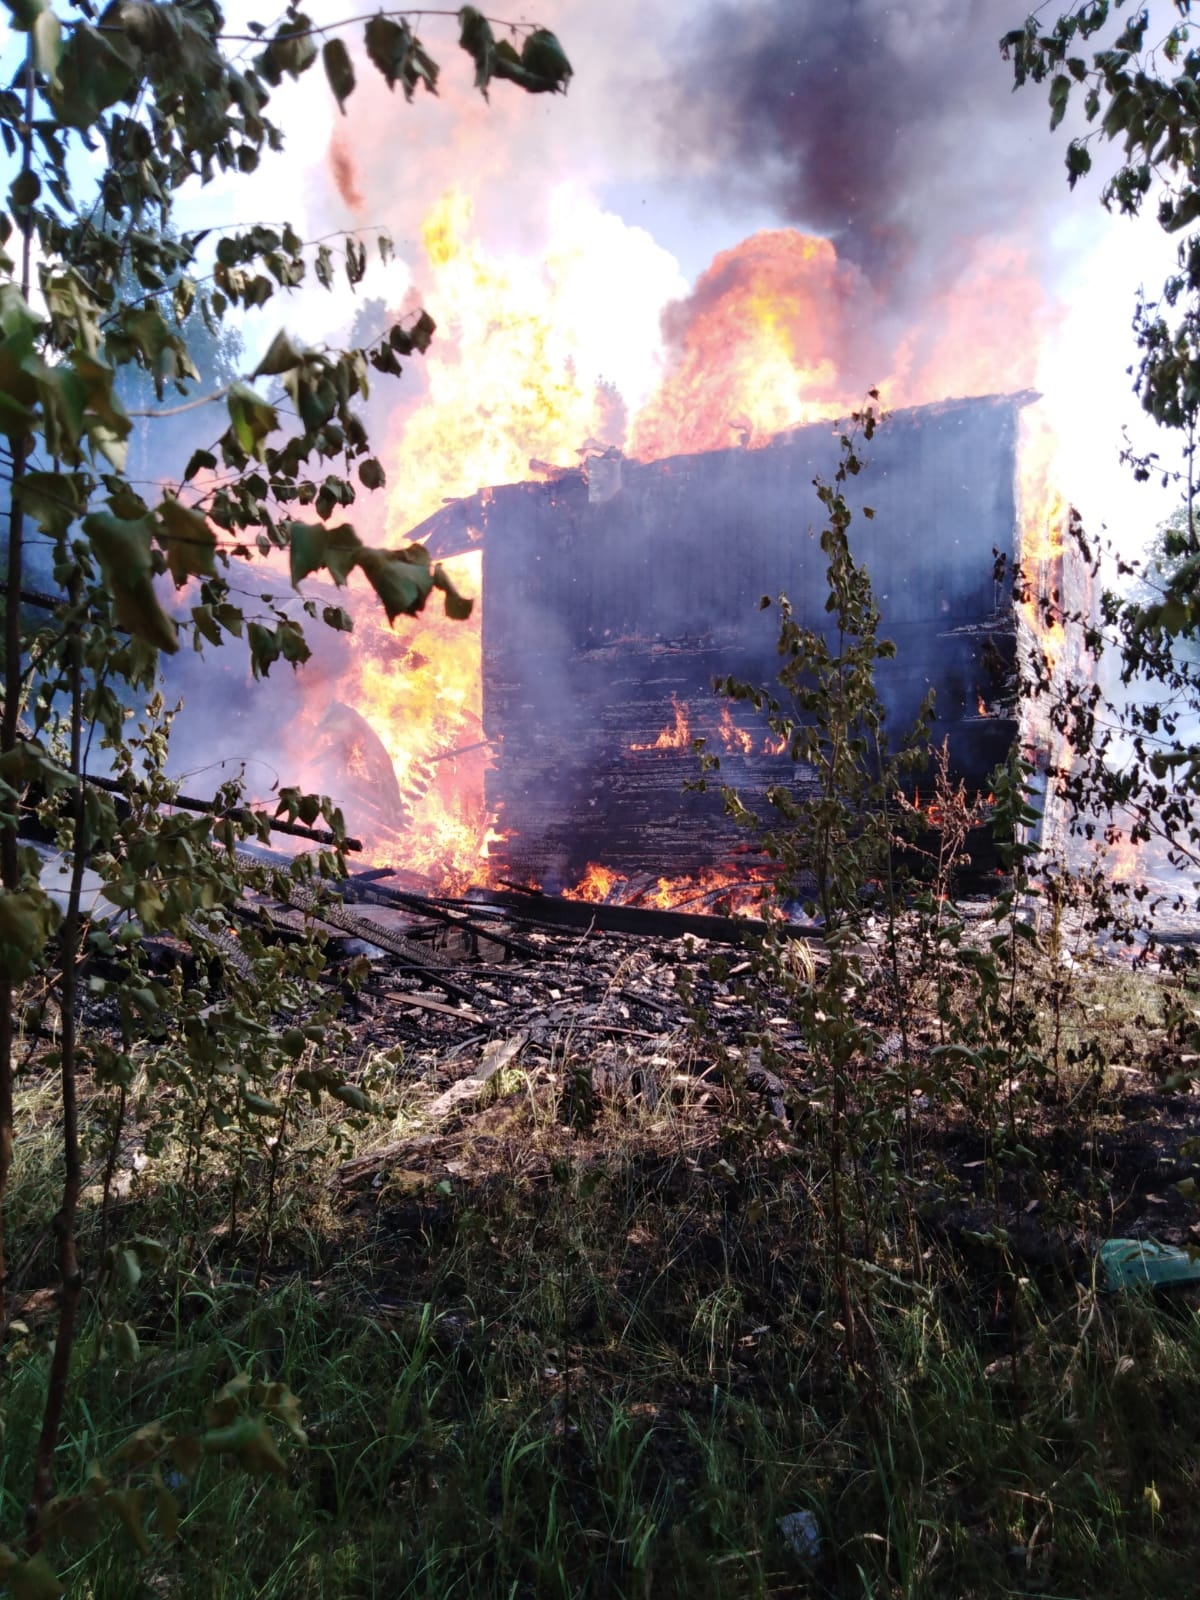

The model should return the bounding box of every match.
[419,393,1029,887]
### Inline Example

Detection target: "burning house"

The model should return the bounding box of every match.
[162,380,1076,901]
[409,390,1040,890]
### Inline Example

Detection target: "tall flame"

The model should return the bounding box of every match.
[630,231,861,459]
[1017,404,1069,676]
[380,190,624,539]
[290,178,1061,891]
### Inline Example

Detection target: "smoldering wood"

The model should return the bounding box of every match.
[414,393,1029,888]
[452,885,809,946]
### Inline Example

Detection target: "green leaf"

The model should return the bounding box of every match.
[191,603,222,646]
[1066,139,1092,188]
[258,14,318,83]
[365,13,439,99]
[331,1083,373,1113]
[111,1421,169,1467]
[247,622,281,678]
[103,1487,149,1555]
[48,23,138,131]
[433,562,473,621]
[110,1321,140,1366]
[390,309,437,354]
[108,302,196,399]
[9,169,40,218]
[358,457,386,490]
[280,1027,307,1059]
[278,619,311,665]
[289,520,362,586]
[1049,73,1071,131]
[25,358,89,462]
[157,498,217,585]
[131,880,165,928]
[207,1372,255,1426]
[184,447,216,481]
[203,1415,288,1476]
[83,512,179,653]
[9,1554,64,1600]
[15,470,88,539]
[458,5,496,97]
[520,28,572,93]
[259,1382,307,1445]
[0,887,61,979]
[357,544,436,622]
[2,0,46,32]
[32,7,62,90]
[322,36,355,113]
[322,603,354,632]
[225,382,277,462]
[113,1246,142,1292]
[242,1089,284,1118]
[252,328,303,378]
[38,1494,101,1550]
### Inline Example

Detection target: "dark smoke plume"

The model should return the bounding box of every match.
[664,0,1053,294]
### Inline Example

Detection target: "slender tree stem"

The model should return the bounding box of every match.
[0,37,37,1344]
[27,579,87,1545]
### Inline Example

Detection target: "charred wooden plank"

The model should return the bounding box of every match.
[452,887,803,946]
[339,878,542,960]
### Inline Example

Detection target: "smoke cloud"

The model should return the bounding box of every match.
[661,0,1057,306]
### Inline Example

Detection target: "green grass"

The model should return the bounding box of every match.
[4,1126,1200,1600]
[5,943,1200,1599]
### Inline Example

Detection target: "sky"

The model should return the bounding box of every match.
[160,0,1186,559]
[0,0,1184,550]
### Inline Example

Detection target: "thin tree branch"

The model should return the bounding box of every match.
[85,10,539,44]
[0,33,37,1352]
[126,384,230,418]
[27,575,87,1544]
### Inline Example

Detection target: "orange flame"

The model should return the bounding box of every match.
[718,704,754,754]
[631,695,691,751]
[569,862,621,902]
[630,231,861,460]
[380,190,619,539]
[564,861,775,918]
[1016,405,1068,677]
[1102,829,1144,885]
[287,187,1060,892]
[288,551,488,885]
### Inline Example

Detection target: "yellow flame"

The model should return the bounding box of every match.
[631,695,691,751]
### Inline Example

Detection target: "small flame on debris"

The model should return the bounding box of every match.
[569,862,622,902]
[1102,828,1144,885]
[563,861,777,918]
[631,695,691,751]
[718,705,754,754]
